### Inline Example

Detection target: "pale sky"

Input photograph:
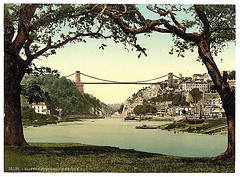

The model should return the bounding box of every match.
[32,4,236,104]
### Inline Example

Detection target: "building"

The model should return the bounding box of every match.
[192,73,210,82]
[201,92,220,102]
[155,101,172,117]
[179,73,182,79]
[32,102,50,115]
[182,81,208,92]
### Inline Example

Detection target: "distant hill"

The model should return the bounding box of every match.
[107,103,122,112]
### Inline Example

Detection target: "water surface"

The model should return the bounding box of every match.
[24,117,227,157]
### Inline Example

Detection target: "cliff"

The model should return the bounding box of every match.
[121,84,163,116]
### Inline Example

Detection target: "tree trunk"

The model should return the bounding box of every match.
[4,49,28,146]
[198,38,235,159]
[215,90,235,159]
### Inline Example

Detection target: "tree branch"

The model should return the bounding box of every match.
[194,5,210,36]
[12,4,38,53]
[160,19,199,41]
[4,5,15,46]
[153,27,172,33]
[147,5,186,32]
[100,4,107,17]
[88,4,163,34]
[24,36,33,61]
[88,4,199,42]
[48,9,90,18]
[31,30,110,62]
[107,6,146,23]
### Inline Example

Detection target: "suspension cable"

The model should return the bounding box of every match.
[65,71,171,83]
[80,72,168,83]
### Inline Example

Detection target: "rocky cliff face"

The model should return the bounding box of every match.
[90,102,113,117]
[121,84,163,116]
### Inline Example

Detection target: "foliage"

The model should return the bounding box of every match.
[25,63,60,78]
[228,71,235,80]
[230,86,235,95]
[117,104,124,114]
[21,112,84,126]
[21,74,109,116]
[4,143,234,172]
[149,92,189,106]
[21,106,35,113]
[133,104,157,115]
[127,93,138,104]
[171,5,235,58]
[21,112,58,126]
[21,78,49,104]
[4,4,145,59]
[189,88,202,102]
[162,118,227,133]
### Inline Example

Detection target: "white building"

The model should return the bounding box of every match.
[182,81,208,92]
[32,102,50,115]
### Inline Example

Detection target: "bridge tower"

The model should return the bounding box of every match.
[75,71,84,96]
[168,73,173,86]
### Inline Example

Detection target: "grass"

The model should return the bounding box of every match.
[160,118,227,134]
[21,112,83,127]
[4,143,234,173]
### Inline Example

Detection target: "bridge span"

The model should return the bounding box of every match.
[65,71,181,95]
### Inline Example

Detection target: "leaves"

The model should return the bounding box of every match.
[133,104,157,115]
[4,4,147,60]
[21,73,108,116]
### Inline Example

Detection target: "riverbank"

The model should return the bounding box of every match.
[4,143,234,173]
[22,112,103,127]
[159,118,227,134]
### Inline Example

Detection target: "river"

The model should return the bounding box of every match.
[23,117,227,157]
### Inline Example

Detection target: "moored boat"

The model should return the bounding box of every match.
[135,125,160,129]
[124,116,138,121]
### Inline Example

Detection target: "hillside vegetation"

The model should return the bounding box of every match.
[160,118,227,134]
[21,74,112,117]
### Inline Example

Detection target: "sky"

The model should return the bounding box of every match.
[32,3,236,104]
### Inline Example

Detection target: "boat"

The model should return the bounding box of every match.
[124,116,138,121]
[135,125,160,129]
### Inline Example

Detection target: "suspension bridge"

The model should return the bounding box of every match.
[65,71,181,95]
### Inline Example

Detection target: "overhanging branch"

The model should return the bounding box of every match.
[194,5,210,36]
[28,30,110,64]
[88,4,199,42]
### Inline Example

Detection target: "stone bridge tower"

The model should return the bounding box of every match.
[75,71,84,96]
[168,73,173,86]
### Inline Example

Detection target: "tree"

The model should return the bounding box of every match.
[117,104,124,114]
[189,88,202,102]
[4,4,142,146]
[228,71,235,80]
[88,4,235,159]
[133,104,157,115]
[21,73,106,116]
